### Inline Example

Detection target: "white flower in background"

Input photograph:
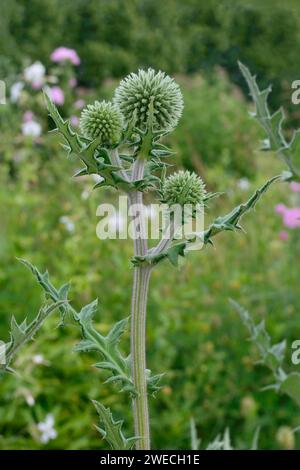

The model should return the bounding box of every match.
[21,120,42,137]
[37,414,57,444]
[32,354,48,365]
[25,392,35,407]
[59,215,75,233]
[237,177,250,191]
[18,388,36,407]
[10,81,24,103]
[24,61,45,87]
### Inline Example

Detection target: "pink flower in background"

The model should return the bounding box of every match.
[51,47,80,65]
[279,231,289,241]
[69,78,77,88]
[48,86,65,105]
[74,99,85,109]
[31,81,43,89]
[275,204,286,215]
[283,208,300,228]
[70,116,79,126]
[23,111,34,122]
[290,182,300,193]
[275,204,300,229]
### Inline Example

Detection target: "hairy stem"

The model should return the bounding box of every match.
[130,157,152,449]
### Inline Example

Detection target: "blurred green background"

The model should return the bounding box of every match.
[1,0,300,450]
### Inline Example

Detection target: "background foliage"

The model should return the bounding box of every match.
[1,0,300,450]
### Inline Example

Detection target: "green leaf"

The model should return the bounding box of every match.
[20,260,158,395]
[280,373,300,407]
[207,428,232,450]
[75,301,135,395]
[1,300,66,373]
[19,260,133,393]
[44,92,127,188]
[132,175,280,268]
[190,418,201,450]
[44,91,83,157]
[232,300,300,408]
[203,174,281,244]
[93,401,138,450]
[239,62,300,180]
[18,258,76,324]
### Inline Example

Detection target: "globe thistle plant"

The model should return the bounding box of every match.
[79,100,123,145]
[114,68,183,132]
[162,170,206,208]
[6,64,290,452]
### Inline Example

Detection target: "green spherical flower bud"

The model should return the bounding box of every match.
[114,68,183,132]
[79,100,123,144]
[162,170,206,208]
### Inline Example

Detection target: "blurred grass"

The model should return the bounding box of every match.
[1,75,300,450]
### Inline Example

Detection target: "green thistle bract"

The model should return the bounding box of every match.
[79,100,123,145]
[113,68,183,132]
[162,170,206,208]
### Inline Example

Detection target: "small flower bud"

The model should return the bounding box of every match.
[79,100,123,145]
[114,68,183,132]
[162,170,206,208]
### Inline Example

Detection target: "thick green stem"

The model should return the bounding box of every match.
[129,157,152,449]
[131,264,152,449]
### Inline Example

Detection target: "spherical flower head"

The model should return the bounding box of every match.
[79,100,123,145]
[162,170,206,208]
[114,68,183,132]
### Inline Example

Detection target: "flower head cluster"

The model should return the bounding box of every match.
[80,100,123,145]
[162,170,206,208]
[114,68,183,132]
[51,47,80,65]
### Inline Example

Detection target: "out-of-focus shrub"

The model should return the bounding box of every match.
[2,0,300,105]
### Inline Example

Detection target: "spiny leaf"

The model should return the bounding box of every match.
[203,174,281,244]
[44,92,126,187]
[207,428,232,450]
[280,373,300,407]
[19,260,133,394]
[75,301,135,395]
[190,418,201,450]
[239,62,300,180]
[44,91,83,157]
[1,300,65,373]
[20,260,158,395]
[93,400,138,450]
[18,258,76,324]
[132,175,280,267]
[232,300,300,408]
[146,369,164,396]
